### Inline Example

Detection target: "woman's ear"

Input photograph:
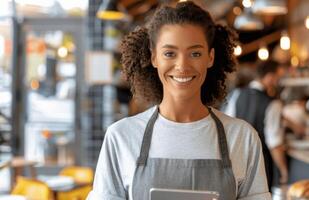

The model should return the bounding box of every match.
[208,48,215,68]
[151,50,157,68]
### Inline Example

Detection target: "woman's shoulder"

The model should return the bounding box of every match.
[105,106,157,141]
[212,108,260,143]
[212,108,255,129]
[111,106,155,128]
[213,108,263,172]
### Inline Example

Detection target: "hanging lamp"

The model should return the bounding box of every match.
[234,8,264,31]
[252,0,287,15]
[96,0,126,20]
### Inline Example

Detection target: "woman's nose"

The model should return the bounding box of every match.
[175,56,190,72]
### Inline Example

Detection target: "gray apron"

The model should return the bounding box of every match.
[132,107,237,200]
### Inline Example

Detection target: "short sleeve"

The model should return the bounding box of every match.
[264,100,284,149]
[87,128,127,200]
[237,130,272,200]
[221,89,240,117]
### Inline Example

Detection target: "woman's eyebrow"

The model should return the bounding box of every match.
[161,44,178,49]
[161,44,205,49]
[187,44,205,50]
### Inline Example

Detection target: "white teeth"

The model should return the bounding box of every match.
[172,76,193,83]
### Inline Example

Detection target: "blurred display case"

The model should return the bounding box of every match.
[16,17,85,167]
[25,122,74,166]
[0,16,13,154]
[0,1,14,191]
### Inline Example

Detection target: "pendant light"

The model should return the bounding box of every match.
[96,0,126,20]
[234,45,242,56]
[305,16,309,29]
[234,8,264,31]
[280,31,290,50]
[258,46,269,60]
[242,0,252,8]
[252,0,287,15]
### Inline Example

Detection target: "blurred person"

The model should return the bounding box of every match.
[224,60,287,190]
[221,67,254,116]
[282,91,309,138]
[87,2,271,200]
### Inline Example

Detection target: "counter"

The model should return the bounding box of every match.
[287,149,309,164]
[286,135,309,183]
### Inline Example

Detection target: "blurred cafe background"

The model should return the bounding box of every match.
[0,0,309,199]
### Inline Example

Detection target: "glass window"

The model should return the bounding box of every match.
[0,17,13,192]
[0,1,13,17]
[14,0,88,17]
[24,30,77,166]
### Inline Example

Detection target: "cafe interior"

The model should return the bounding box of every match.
[0,0,309,199]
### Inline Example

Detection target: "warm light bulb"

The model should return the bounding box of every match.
[258,47,269,60]
[305,16,309,29]
[233,6,242,15]
[234,45,242,56]
[242,0,252,8]
[280,32,290,50]
[30,79,40,90]
[291,56,299,67]
[57,46,68,58]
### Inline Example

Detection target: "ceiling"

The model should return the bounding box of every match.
[118,0,296,61]
[119,0,236,22]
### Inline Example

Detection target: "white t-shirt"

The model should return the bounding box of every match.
[87,106,271,200]
[282,102,309,135]
[282,102,308,126]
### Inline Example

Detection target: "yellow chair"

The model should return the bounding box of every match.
[57,166,94,200]
[59,166,94,184]
[11,176,53,200]
[57,185,92,200]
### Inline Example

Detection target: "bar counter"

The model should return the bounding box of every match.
[286,135,309,183]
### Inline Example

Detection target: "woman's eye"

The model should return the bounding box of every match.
[191,52,202,57]
[163,51,175,58]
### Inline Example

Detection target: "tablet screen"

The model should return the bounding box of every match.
[150,188,219,200]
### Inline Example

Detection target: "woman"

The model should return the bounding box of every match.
[87,1,271,199]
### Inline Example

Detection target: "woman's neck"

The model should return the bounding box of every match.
[159,97,209,123]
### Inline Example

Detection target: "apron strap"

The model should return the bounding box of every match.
[208,107,232,168]
[136,106,159,166]
[137,106,232,168]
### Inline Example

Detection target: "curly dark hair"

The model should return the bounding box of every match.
[120,1,237,105]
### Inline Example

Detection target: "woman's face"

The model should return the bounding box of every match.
[151,24,214,102]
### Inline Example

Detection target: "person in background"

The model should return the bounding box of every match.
[224,60,287,190]
[282,90,309,138]
[87,1,271,199]
[221,67,254,116]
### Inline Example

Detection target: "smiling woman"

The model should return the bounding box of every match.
[87,1,272,200]
[150,24,215,122]
[120,4,237,107]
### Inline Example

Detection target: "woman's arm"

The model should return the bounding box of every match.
[87,128,127,200]
[237,130,272,200]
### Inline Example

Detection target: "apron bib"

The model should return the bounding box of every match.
[132,107,237,200]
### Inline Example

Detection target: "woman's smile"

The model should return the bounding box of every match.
[170,75,196,83]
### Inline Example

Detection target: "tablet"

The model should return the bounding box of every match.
[150,188,219,200]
